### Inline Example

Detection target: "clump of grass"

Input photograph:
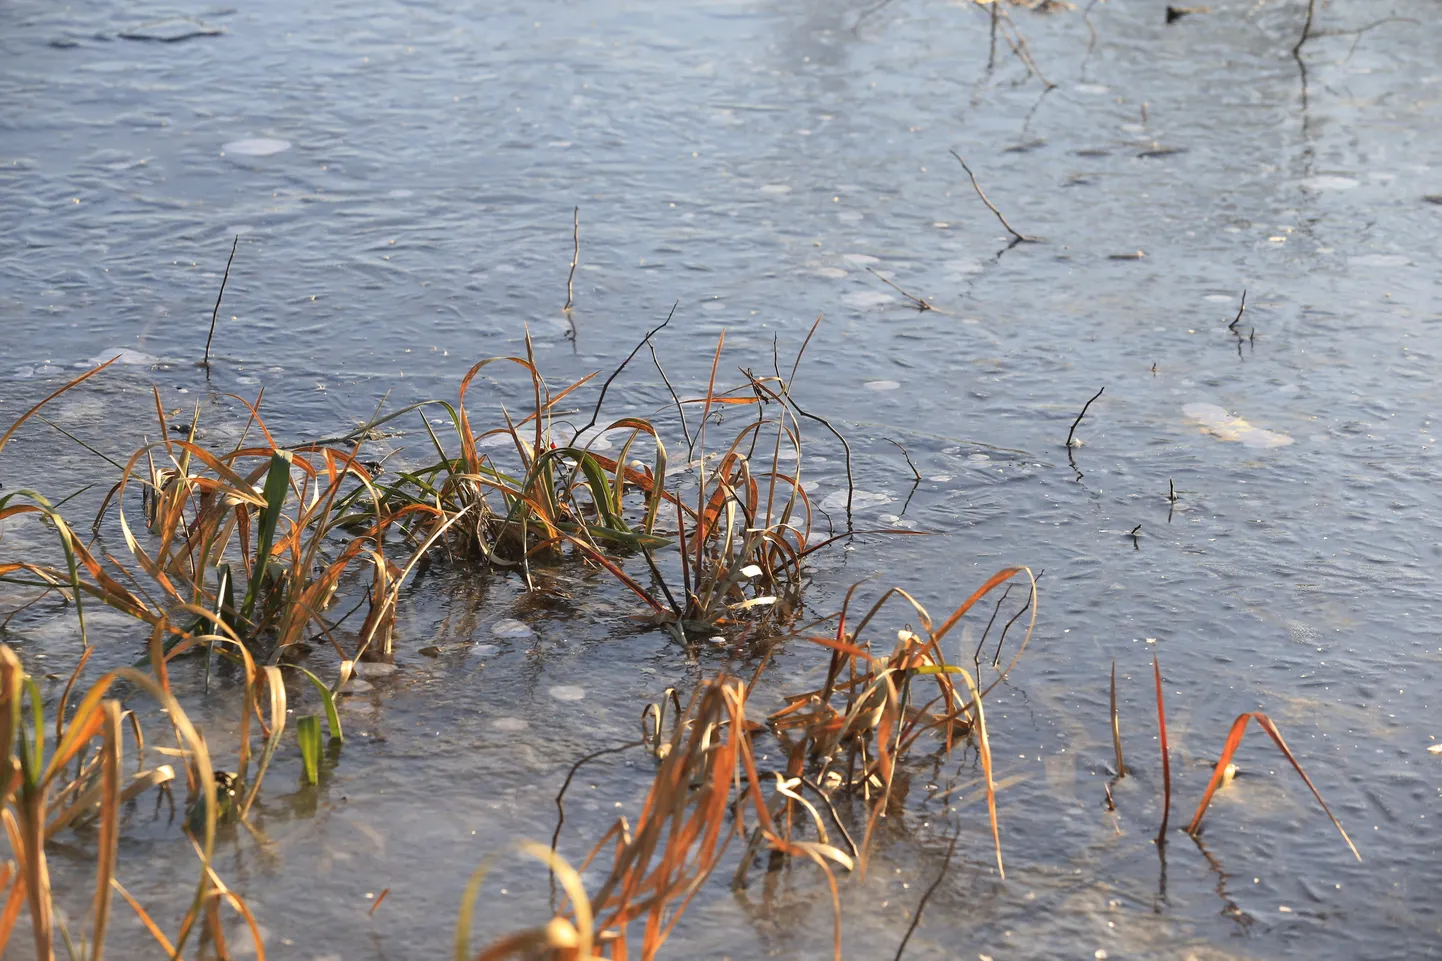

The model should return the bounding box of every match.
[3,325,851,657]
[466,568,1039,959]
[0,643,256,960]
[356,324,848,642]
[461,674,853,961]
[362,332,672,601]
[1,370,443,681]
[765,568,1037,880]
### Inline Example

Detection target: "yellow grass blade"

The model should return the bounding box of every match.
[88,700,122,961]
[109,879,175,956]
[0,356,118,458]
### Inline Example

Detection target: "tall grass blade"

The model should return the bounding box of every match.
[0,356,118,458]
[281,665,344,745]
[240,452,292,624]
[239,666,286,818]
[1154,652,1170,844]
[88,700,122,961]
[1110,659,1126,778]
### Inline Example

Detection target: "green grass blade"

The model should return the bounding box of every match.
[297,715,321,785]
[280,665,344,745]
[240,451,292,623]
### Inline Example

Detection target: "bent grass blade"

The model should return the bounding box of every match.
[1186,712,1360,861]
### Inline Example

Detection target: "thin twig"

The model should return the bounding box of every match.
[578,303,676,437]
[563,206,579,312]
[991,578,1036,668]
[1292,0,1316,57]
[886,439,921,483]
[649,340,692,451]
[852,0,897,35]
[800,776,858,858]
[37,416,127,473]
[892,833,958,961]
[987,0,999,71]
[1227,289,1247,330]
[203,235,239,369]
[550,739,645,857]
[1066,386,1105,450]
[975,584,1012,670]
[865,266,934,312]
[949,152,1035,244]
[788,397,854,528]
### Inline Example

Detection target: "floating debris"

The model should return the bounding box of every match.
[491,618,534,639]
[1349,253,1410,267]
[841,290,895,308]
[1301,175,1360,191]
[548,685,586,702]
[820,489,892,511]
[222,138,292,157]
[118,18,224,42]
[1183,403,1293,449]
[85,348,160,366]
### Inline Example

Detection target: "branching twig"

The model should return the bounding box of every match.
[991,576,1037,667]
[852,0,897,35]
[550,739,645,858]
[789,397,855,528]
[578,303,676,437]
[949,152,1036,244]
[203,235,239,369]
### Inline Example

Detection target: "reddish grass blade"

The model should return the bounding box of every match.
[1154,653,1170,844]
[1186,712,1361,861]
